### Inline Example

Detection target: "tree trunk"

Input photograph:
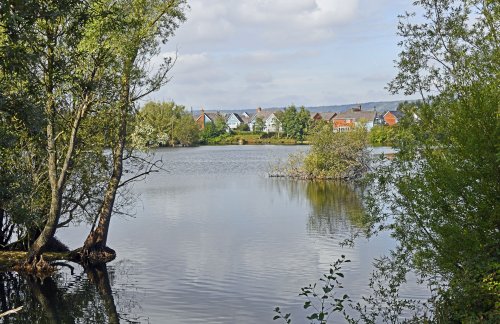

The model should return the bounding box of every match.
[80,65,132,264]
[27,101,87,264]
[26,27,89,265]
[27,31,60,264]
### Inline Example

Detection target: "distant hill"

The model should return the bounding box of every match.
[191,100,412,116]
[305,100,410,114]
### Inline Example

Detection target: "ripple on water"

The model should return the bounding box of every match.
[36,146,431,323]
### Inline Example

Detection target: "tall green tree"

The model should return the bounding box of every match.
[0,0,122,264]
[276,105,310,141]
[175,114,200,146]
[367,0,500,321]
[80,0,187,263]
[388,0,499,98]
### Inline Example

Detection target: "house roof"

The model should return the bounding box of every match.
[241,114,254,124]
[333,109,376,122]
[319,112,337,121]
[205,112,225,121]
[384,110,404,119]
[251,108,282,122]
[226,112,244,123]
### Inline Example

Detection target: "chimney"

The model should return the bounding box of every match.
[198,107,205,129]
[257,107,262,113]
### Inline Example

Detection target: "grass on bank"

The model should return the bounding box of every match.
[202,131,311,145]
[202,126,398,146]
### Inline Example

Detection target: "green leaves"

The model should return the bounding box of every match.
[276,105,311,141]
[273,307,292,323]
[132,101,198,147]
[273,255,351,324]
[368,1,500,320]
[388,0,499,97]
[303,125,369,180]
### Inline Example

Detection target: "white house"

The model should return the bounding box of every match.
[248,107,282,133]
[226,113,244,130]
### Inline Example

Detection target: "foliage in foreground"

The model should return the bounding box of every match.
[276,0,499,322]
[273,256,351,324]
[366,83,500,322]
[0,0,188,263]
[273,255,429,324]
[364,0,500,321]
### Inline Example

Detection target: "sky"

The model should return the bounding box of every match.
[148,0,420,111]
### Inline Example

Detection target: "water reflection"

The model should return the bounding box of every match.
[305,181,365,236]
[0,262,140,323]
[23,146,409,323]
[267,179,366,238]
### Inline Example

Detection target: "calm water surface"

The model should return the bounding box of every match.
[1,145,425,323]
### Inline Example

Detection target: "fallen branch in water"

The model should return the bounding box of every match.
[0,306,23,318]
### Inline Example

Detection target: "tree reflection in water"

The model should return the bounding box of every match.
[267,179,366,239]
[0,261,142,323]
[305,181,365,237]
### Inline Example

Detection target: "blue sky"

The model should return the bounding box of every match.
[149,0,420,110]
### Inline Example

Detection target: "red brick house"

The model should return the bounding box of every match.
[332,106,376,132]
[195,109,225,130]
[383,111,404,126]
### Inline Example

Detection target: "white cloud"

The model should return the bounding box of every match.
[150,0,419,109]
[171,0,361,50]
[245,71,274,84]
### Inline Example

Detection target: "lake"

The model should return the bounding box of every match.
[0,145,426,323]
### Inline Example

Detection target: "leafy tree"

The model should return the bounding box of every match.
[175,114,200,146]
[368,125,398,146]
[235,123,250,132]
[132,101,198,147]
[277,105,311,141]
[366,0,500,321]
[213,115,229,134]
[388,0,499,98]
[133,102,176,147]
[253,117,265,133]
[199,115,228,143]
[0,0,188,266]
[80,0,187,263]
[303,125,369,180]
[0,0,125,263]
[271,125,369,180]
